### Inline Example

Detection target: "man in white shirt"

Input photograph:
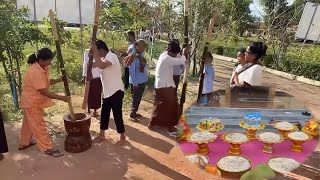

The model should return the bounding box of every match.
[82,49,102,117]
[149,40,189,133]
[90,40,126,145]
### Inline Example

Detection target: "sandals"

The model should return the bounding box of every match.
[302,111,311,116]
[45,149,64,157]
[18,141,37,150]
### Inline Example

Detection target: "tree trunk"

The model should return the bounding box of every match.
[192,47,197,76]
[16,56,22,95]
[6,48,19,109]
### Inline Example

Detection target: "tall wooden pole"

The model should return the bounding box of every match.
[49,10,75,121]
[197,18,214,102]
[82,0,101,110]
[179,0,189,113]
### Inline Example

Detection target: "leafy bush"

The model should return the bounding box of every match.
[280,58,320,81]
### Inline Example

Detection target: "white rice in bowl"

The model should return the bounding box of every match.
[185,154,209,166]
[268,157,300,173]
[288,132,309,141]
[217,156,251,172]
[189,131,216,142]
[275,121,294,130]
[225,133,248,143]
[259,132,281,143]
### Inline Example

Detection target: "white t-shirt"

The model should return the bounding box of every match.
[82,49,101,78]
[155,52,186,88]
[100,52,124,98]
[230,64,243,85]
[238,64,263,86]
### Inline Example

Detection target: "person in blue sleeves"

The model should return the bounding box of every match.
[128,39,148,120]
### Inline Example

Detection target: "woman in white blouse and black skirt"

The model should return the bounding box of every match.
[232,42,267,87]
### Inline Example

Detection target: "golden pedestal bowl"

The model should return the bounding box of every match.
[257,132,284,154]
[187,131,217,155]
[222,132,250,155]
[196,124,224,133]
[287,132,312,152]
[239,121,265,140]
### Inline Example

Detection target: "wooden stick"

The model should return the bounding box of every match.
[179,0,189,113]
[197,18,214,102]
[49,9,75,121]
[82,0,101,110]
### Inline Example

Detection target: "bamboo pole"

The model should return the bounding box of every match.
[49,10,75,121]
[179,0,189,113]
[82,0,101,110]
[197,18,214,102]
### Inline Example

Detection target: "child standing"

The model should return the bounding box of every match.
[19,48,70,157]
[201,52,215,105]
[230,48,246,87]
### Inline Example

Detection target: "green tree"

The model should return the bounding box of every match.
[0,0,49,108]
[260,0,305,69]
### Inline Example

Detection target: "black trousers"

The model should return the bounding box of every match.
[124,67,130,89]
[0,108,8,153]
[100,90,125,133]
[130,83,145,115]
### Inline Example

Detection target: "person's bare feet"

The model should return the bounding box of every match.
[117,134,126,146]
[93,134,106,143]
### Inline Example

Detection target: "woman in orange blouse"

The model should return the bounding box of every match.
[19,48,70,157]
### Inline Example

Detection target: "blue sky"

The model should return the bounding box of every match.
[250,0,295,17]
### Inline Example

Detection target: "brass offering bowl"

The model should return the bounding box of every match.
[187,131,217,155]
[239,121,266,140]
[222,132,250,155]
[287,132,312,152]
[257,132,284,154]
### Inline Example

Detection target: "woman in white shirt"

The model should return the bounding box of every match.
[149,40,189,133]
[82,49,102,117]
[233,42,267,87]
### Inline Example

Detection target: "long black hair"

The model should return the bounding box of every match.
[27,48,54,65]
[167,40,181,54]
[248,42,268,61]
[96,39,109,51]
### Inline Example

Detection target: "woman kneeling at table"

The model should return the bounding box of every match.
[232,42,267,87]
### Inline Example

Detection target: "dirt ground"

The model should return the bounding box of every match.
[1,60,319,180]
